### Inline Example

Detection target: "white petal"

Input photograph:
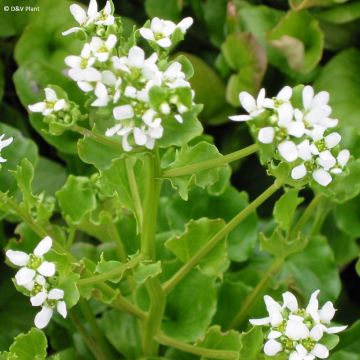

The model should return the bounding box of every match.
[34,236,52,257]
[256,88,266,107]
[54,99,66,111]
[278,141,298,162]
[87,0,98,18]
[269,311,283,327]
[133,128,147,146]
[44,88,57,101]
[291,164,307,180]
[77,81,94,92]
[57,301,67,318]
[31,291,48,307]
[264,339,282,356]
[37,261,56,277]
[249,317,270,326]
[258,127,275,144]
[285,319,310,340]
[318,150,336,170]
[113,105,134,120]
[28,102,46,113]
[105,124,122,137]
[140,27,155,40]
[15,267,36,286]
[177,17,193,32]
[337,149,350,167]
[70,4,87,24]
[62,27,82,36]
[310,324,324,341]
[157,37,172,48]
[306,106,332,124]
[268,330,282,339]
[94,82,108,99]
[229,114,252,122]
[283,291,298,312]
[303,85,314,109]
[326,325,347,334]
[297,140,312,161]
[319,301,336,323]
[296,344,309,357]
[128,46,145,68]
[239,92,257,114]
[312,91,329,107]
[311,344,329,359]
[277,86,292,101]
[264,295,282,313]
[6,250,29,266]
[313,168,332,186]
[325,132,341,149]
[34,307,53,329]
[105,34,117,49]
[64,55,81,68]
[289,352,303,360]
[278,103,293,127]
[306,290,320,321]
[288,121,305,138]
[48,288,64,300]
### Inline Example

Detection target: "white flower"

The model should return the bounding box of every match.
[229,89,272,121]
[65,43,95,72]
[33,288,67,329]
[258,127,275,144]
[139,17,193,48]
[28,88,68,116]
[162,62,189,89]
[250,290,346,359]
[278,140,299,162]
[0,134,13,163]
[89,34,117,62]
[62,0,114,36]
[6,236,56,288]
[91,71,121,107]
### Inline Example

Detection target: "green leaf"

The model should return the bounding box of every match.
[0,123,38,195]
[273,189,304,232]
[14,0,82,72]
[56,175,97,225]
[95,255,124,284]
[335,195,360,238]
[203,0,227,47]
[134,261,162,284]
[163,270,217,342]
[8,328,47,360]
[178,52,233,125]
[289,0,334,11]
[280,236,341,302]
[145,0,182,21]
[221,32,267,106]
[99,310,142,359]
[165,218,229,277]
[330,320,360,359]
[315,2,360,24]
[163,141,231,200]
[159,186,258,263]
[238,327,264,360]
[267,10,324,73]
[314,48,360,132]
[195,326,241,360]
[260,227,308,259]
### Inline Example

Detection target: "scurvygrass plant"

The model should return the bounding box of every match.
[0,0,359,359]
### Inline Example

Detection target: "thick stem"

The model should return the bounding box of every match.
[78,254,144,286]
[162,143,259,178]
[228,258,284,329]
[155,333,238,359]
[162,182,282,294]
[107,222,127,261]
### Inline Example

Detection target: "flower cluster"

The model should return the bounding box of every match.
[6,236,67,329]
[0,134,13,163]
[250,290,347,359]
[230,86,350,187]
[60,0,195,151]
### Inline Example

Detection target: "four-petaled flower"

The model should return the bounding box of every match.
[28,88,68,116]
[6,236,56,288]
[250,290,347,360]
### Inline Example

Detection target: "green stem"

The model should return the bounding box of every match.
[79,299,114,359]
[162,143,258,178]
[228,258,284,329]
[310,198,332,236]
[140,151,161,259]
[78,254,144,286]
[155,333,238,359]
[125,157,144,228]
[69,312,106,360]
[142,278,166,356]
[162,181,282,294]
[290,194,323,239]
